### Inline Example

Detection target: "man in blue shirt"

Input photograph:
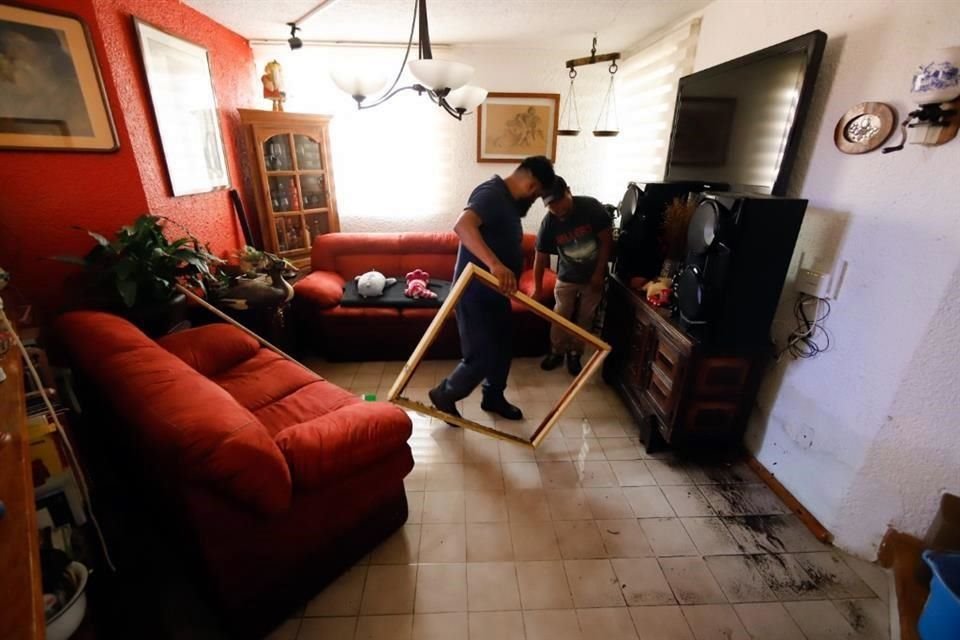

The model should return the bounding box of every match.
[430,156,556,422]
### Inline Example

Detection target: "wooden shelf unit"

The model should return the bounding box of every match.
[239,109,341,268]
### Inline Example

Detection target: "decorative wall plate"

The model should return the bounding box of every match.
[834,102,896,154]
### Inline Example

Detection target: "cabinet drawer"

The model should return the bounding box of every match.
[694,358,751,396]
[652,337,684,384]
[683,400,741,436]
[646,365,676,419]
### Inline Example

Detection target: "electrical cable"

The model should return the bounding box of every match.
[776,293,832,360]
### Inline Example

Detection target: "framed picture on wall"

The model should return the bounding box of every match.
[0,4,118,151]
[133,18,229,196]
[477,93,559,163]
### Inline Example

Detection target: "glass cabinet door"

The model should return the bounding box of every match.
[274,216,308,254]
[299,174,327,210]
[304,213,328,241]
[268,176,301,213]
[294,134,324,170]
[263,134,293,171]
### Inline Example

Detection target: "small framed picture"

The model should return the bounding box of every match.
[0,4,118,151]
[134,18,229,196]
[477,92,559,163]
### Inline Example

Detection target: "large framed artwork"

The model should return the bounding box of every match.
[477,92,559,163]
[0,4,118,151]
[387,264,611,448]
[133,18,229,196]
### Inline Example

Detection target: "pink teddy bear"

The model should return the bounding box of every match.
[404,269,438,300]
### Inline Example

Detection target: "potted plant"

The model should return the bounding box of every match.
[57,214,223,334]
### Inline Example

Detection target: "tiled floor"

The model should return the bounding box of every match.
[268,358,891,640]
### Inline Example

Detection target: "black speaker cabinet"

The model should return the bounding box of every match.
[676,192,807,348]
[615,180,726,280]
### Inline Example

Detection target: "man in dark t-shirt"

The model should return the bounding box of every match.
[430,156,556,423]
[534,176,613,375]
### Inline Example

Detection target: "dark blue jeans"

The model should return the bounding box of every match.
[440,291,512,401]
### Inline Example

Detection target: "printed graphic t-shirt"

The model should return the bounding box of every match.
[536,196,611,284]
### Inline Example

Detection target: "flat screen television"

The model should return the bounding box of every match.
[664,31,827,196]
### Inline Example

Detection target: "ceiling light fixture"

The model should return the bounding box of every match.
[287,23,302,50]
[330,0,487,120]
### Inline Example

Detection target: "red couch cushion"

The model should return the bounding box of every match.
[253,380,359,435]
[275,402,413,490]
[158,324,260,377]
[296,271,345,309]
[519,268,557,305]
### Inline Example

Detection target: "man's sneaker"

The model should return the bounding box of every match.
[566,352,583,376]
[429,384,461,427]
[540,352,564,371]
[481,395,524,420]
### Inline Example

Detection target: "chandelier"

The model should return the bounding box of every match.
[330,0,487,120]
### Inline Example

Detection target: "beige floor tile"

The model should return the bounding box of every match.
[704,555,777,603]
[411,612,467,640]
[371,525,421,565]
[421,491,465,523]
[681,604,750,640]
[661,486,716,517]
[577,460,618,487]
[732,603,806,640]
[463,462,504,490]
[599,437,642,461]
[305,565,367,616]
[783,600,858,639]
[723,515,825,554]
[405,466,427,491]
[516,560,574,610]
[747,553,830,600]
[506,489,552,522]
[263,616,301,640]
[659,557,727,605]
[467,562,521,611]
[499,440,536,462]
[567,435,607,461]
[611,557,675,606]
[565,559,625,608]
[645,460,694,485]
[596,519,654,558]
[503,462,543,490]
[681,518,744,556]
[467,522,514,561]
[419,523,466,563]
[425,463,464,491]
[583,488,636,520]
[555,520,608,559]
[610,461,657,487]
[558,418,592,438]
[360,565,417,615]
[523,609,584,640]
[511,520,562,560]
[623,487,676,518]
[792,552,876,599]
[546,489,593,520]
[576,607,638,639]
[589,417,629,438]
[465,490,509,523]
[538,461,581,489]
[699,485,789,516]
[463,431,500,463]
[534,437,571,461]
[639,518,699,556]
[841,555,890,602]
[630,605,694,640]
[407,491,424,524]
[354,614,413,640]
[414,563,467,613]
[833,598,890,639]
[468,611,525,640]
[296,617,359,639]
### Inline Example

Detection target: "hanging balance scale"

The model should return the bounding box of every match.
[558,36,621,138]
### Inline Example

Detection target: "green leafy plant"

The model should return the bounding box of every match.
[56,214,223,309]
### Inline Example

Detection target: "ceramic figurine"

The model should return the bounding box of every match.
[261,60,286,112]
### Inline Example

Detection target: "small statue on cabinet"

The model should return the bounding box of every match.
[261,60,286,112]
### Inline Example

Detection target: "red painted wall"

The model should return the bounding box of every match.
[0,0,255,318]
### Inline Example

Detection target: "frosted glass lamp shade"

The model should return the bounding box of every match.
[446,85,488,112]
[408,59,473,92]
[331,69,387,99]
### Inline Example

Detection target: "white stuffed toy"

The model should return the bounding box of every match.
[355,270,397,298]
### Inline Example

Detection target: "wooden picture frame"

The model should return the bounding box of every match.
[133,18,229,196]
[0,3,118,151]
[833,102,896,154]
[387,263,611,448]
[477,92,559,163]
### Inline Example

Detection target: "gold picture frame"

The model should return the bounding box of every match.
[0,4,118,152]
[477,92,559,163]
[388,263,611,448]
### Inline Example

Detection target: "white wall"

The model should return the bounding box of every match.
[251,43,620,236]
[695,0,960,557]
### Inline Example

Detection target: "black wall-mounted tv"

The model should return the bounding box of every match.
[664,31,827,196]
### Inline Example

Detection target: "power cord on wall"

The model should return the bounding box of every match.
[776,293,832,361]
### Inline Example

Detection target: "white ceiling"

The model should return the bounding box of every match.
[183,0,710,51]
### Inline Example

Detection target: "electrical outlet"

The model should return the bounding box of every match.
[797,267,831,298]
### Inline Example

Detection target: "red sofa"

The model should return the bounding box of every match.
[55,311,413,633]
[293,231,557,361]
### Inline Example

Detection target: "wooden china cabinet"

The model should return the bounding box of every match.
[239,110,341,268]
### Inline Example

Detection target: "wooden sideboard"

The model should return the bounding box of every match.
[0,309,44,640]
[602,276,767,450]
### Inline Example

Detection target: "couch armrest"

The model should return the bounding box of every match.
[158,324,260,377]
[295,270,346,309]
[275,402,412,490]
[519,268,556,305]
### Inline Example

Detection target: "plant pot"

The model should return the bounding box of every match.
[45,562,89,640]
[125,292,188,337]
